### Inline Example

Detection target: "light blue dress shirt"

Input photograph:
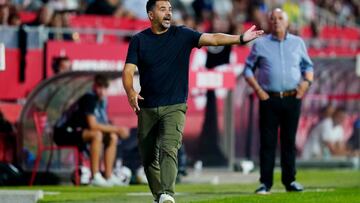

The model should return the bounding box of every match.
[243,33,313,92]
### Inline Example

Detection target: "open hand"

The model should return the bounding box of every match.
[127,91,144,113]
[243,25,264,43]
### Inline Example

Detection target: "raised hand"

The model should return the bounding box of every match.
[243,25,264,43]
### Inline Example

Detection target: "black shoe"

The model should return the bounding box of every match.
[286,181,304,192]
[176,175,181,184]
[178,169,188,177]
[255,183,271,195]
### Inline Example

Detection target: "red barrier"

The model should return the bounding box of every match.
[189,70,236,90]
[0,49,22,99]
[1,41,355,101]
[0,103,22,123]
[45,41,129,77]
[0,49,43,100]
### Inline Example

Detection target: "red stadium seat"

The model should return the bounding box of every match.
[300,25,312,39]
[0,132,16,163]
[29,112,81,186]
[19,11,37,24]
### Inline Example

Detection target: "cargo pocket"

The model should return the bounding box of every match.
[176,123,184,149]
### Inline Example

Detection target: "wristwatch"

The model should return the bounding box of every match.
[239,34,246,45]
[303,78,313,87]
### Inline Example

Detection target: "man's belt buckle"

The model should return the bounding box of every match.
[280,91,283,98]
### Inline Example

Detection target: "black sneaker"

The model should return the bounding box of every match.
[286,181,304,192]
[255,183,271,195]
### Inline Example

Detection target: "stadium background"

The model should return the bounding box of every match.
[0,0,359,184]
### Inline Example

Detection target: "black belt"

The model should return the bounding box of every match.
[266,90,297,98]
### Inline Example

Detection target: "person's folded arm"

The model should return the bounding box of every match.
[86,115,128,138]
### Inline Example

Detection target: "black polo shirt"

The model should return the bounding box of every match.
[55,93,100,130]
[126,25,202,108]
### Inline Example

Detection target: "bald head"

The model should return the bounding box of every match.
[268,8,289,38]
[269,8,288,22]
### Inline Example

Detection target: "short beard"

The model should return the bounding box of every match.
[161,21,171,29]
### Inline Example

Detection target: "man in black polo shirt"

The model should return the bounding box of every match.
[122,1,263,202]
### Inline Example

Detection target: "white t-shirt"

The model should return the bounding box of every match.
[302,118,344,160]
[321,118,344,143]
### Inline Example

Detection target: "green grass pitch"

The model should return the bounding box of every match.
[2,169,360,203]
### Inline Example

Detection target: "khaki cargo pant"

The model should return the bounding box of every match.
[137,103,186,200]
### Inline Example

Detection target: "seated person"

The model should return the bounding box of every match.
[54,74,129,187]
[322,107,349,157]
[52,56,72,74]
[302,107,347,160]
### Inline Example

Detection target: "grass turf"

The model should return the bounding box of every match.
[1,169,359,203]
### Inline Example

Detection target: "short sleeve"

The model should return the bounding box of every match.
[125,35,140,65]
[180,26,203,48]
[320,119,336,142]
[80,95,97,116]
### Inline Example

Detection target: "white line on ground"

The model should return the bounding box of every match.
[126,192,189,196]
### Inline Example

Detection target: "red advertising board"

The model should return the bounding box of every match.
[0,42,249,100]
[0,49,43,100]
[46,41,245,89]
[189,70,236,90]
[46,41,129,77]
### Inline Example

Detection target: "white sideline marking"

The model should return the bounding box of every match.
[44,192,61,195]
[126,192,188,196]
[126,189,334,197]
[271,188,335,193]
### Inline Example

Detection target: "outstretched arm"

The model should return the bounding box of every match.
[199,25,264,47]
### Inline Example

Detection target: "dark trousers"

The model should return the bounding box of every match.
[259,96,301,188]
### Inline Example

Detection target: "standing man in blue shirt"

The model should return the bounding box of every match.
[122,1,263,202]
[243,8,314,195]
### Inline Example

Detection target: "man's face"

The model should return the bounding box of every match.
[150,1,172,29]
[59,59,71,73]
[0,5,9,21]
[94,85,108,100]
[269,10,288,34]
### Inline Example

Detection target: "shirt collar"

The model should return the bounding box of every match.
[269,32,289,41]
[89,90,107,107]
